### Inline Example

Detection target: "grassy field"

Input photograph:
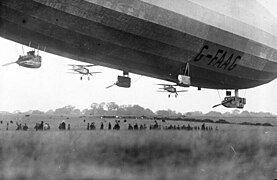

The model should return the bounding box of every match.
[0,115,276,179]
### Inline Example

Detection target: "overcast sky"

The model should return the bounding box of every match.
[1,0,277,114]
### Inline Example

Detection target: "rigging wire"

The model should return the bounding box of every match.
[14,42,18,56]
[21,45,25,55]
[132,75,142,85]
[243,89,246,98]
[217,89,222,101]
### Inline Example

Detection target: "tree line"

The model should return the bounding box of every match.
[1,102,274,117]
[21,102,182,117]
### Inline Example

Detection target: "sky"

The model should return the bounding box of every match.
[1,0,277,114]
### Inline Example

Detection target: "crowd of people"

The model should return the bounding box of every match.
[86,120,120,130]
[58,120,71,130]
[163,123,217,131]
[34,121,51,131]
[0,119,218,131]
[85,120,218,131]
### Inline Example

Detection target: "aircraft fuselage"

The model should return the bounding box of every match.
[74,68,89,75]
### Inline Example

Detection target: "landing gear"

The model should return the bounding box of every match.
[168,93,178,98]
[213,89,246,108]
[80,75,91,80]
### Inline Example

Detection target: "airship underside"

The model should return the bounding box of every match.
[1,0,277,89]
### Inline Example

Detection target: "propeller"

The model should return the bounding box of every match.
[106,83,117,89]
[212,99,233,108]
[212,103,223,108]
[2,62,16,66]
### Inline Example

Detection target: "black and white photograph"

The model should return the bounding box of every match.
[0,0,277,179]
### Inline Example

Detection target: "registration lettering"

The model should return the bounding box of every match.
[194,45,240,71]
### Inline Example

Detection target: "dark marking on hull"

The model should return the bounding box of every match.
[194,45,240,71]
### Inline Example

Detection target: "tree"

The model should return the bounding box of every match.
[223,112,231,116]
[31,110,45,114]
[131,105,145,116]
[45,109,54,115]
[143,108,155,116]
[90,102,107,116]
[106,102,119,112]
[82,108,92,115]
[205,111,222,116]
[232,109,240,115]
[186,111,203,116]
[13,110,21,114]
[156,109,179,117]
[240,111,250,116]
[54,105,77,115]
[72,108,81,115]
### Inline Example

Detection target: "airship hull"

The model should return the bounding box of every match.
[1,0,277,89]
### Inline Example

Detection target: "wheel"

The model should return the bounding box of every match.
[80,77,82,80]
[168,94,170,98]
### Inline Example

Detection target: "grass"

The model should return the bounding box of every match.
[0,128,276,180]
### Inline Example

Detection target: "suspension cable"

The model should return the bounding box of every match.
[132,75,142,85]
[243,89,246,98]
[217,89,222,101]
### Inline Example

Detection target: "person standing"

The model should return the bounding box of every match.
[100,122,104,130]
[108,122,111,130]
